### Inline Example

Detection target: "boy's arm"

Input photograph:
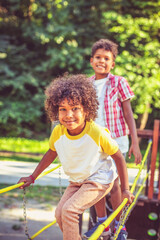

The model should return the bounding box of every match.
[122,99,142,164]
[32,149,57,180]
[111,149,134,204]
[18,149,57,188]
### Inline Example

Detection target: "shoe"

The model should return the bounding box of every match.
[83,222,111,239]
[116,229,128,240]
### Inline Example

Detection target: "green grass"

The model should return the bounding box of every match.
[0,184,65,205]
[0,137,58,163]
[0,137,49,154]
[0,137,159,168]
[0,154,42,163]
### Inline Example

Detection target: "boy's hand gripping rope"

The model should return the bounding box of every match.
[88,140,152,240]
[0,163,61,240]
[0,163,61,194]
[113,172,149,240]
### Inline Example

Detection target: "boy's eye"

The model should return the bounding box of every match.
[72,107,79,111]
[59,108,66,111]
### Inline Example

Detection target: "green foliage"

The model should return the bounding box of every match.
[0,0,159,137]
[102,4,160,119]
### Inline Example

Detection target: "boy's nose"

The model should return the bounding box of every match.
[66,110,73,117]
[100,58,105,62]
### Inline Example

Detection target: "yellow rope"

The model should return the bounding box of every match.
[0,163,61,194]
[130,140,152,193]
[36,163,61,180]
[88,140,152,240]
[114,172,149,240]
[28,220,57,239]
[0,141,152,240]
[0,163,61,239]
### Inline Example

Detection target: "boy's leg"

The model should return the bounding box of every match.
[94,178,121,219]
[55,182,80,231]
[110,177,122,220]
[84,178,123,238]
[61,181,113,240]
[94,197,107,217]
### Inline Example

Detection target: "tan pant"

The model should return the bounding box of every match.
[55,180,113,240]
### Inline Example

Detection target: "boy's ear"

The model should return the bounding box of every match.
[111,61,115,69]
[90,57,93,66]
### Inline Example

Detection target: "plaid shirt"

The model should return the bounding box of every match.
[89,73,134,138]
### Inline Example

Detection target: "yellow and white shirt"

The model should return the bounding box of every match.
[49,121,119,184]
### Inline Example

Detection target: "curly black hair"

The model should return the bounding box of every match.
[91,39,118,60]
[45,73,99,122]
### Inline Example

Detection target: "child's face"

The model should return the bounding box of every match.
[58,98,87,136]
[90,48,115,80]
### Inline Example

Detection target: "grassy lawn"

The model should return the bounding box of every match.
[0,137,159,168]
[0,137,49,154]
[0,183,65,205]
[0,137,60,163]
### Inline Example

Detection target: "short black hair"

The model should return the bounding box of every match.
[91,39,118,60]
[45,73,99,122]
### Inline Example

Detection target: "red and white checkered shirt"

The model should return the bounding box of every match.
[89,73,134,138]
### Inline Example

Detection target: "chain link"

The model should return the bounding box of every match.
[59,165,62,198]
[113,205,130,240]
[23,188,32,240]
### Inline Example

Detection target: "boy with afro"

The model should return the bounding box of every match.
[18,73,134,240]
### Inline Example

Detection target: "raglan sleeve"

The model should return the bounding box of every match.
[118,77,134,102]
[100,128,119,155]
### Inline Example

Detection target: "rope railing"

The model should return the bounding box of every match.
[113,172,149,240]
[0,140,152,240]
[88,140,152,240]
[0,163,61,194]
[0,163,62,239]
[30,220,57,239]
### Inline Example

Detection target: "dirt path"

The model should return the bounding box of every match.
[0,196,90,240]
[0,197,63,240]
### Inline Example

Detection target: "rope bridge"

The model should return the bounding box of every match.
[0,141,152,240]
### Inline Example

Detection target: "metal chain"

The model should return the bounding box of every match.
[113,205,130,240]
[58,165,62,198]
[23,188,32,240]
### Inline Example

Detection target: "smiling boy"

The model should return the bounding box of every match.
[18,73,134,240]
[83,39,142,240]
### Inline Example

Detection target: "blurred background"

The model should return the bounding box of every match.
[0,1,160,239]
[0,0,160,140]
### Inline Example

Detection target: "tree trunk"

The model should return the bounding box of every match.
[138,103,151,143]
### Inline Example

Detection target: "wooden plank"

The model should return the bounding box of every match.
[148,120,160,199]
[137,129,153,138]
[137,129,160,138]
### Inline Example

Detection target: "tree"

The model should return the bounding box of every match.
[0,0,159,138]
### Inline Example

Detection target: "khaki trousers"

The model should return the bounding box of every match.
[55,180,113,240]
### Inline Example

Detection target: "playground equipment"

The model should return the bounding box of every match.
[86,119,160,240]
[0,164,61,240]
[126,120,160,240]
[0,120,159,240]
[87,140,152,240]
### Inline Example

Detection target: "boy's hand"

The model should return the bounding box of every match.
[122,190,134,204]
[17,176,33,189]
[128,143,142,165]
